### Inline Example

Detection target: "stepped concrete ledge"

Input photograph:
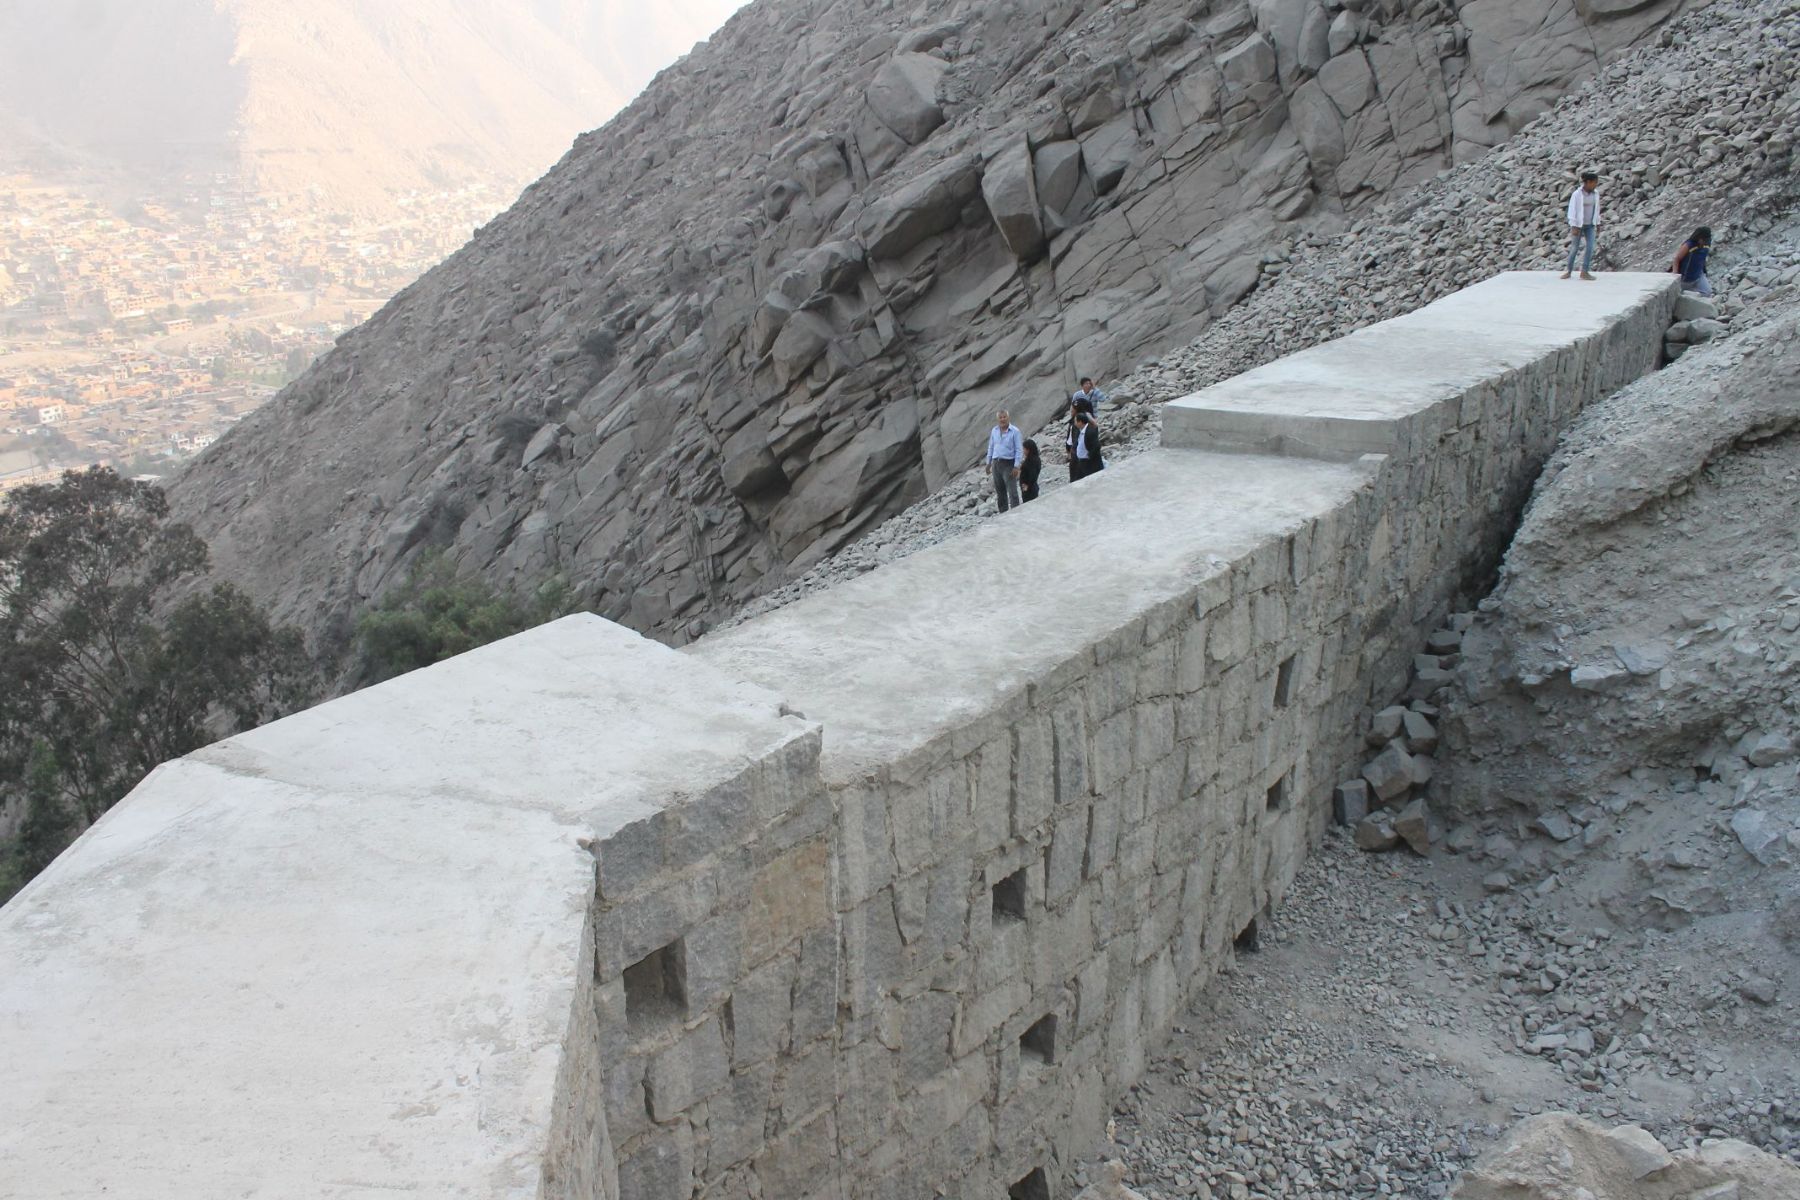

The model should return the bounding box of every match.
[691,448,1371,779]
[0,271,1677,1199]
[1164,272,1676,460]
[0,619,815,1200]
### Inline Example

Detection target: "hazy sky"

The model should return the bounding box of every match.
[0,0,757,201]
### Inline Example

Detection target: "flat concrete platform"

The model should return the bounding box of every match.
[0,617,805,1199]
[1161,272,1677,459]
[692,447,1369,779]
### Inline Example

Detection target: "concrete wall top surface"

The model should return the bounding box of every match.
[0,616,807,1199]
[1163,273,1676,459]
[0,271,1681,1199]
[692,448,1370,781]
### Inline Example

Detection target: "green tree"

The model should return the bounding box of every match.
[0,467,313,899]
[355,552,571,682]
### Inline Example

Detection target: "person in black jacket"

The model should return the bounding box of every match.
[1070,410,1104,480]
[1019,438,1042,502]
[1064,399,1093,481]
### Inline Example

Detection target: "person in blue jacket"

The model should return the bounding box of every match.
[1673,226,1713,297]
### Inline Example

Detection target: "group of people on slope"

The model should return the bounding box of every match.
[1560,170,1715,296]
[983,376,1110,513]
[986,174,1721,515]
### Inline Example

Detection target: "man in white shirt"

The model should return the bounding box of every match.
[985,409,1023,513]
[1561,171,1601,281]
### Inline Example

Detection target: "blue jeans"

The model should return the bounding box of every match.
[1566,224,1596,274]
[1682,271,1713,298]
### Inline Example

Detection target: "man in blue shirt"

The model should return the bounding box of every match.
[985,409,1023,513]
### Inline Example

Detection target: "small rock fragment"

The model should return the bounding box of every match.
[1355,812,1400,851]
[1738,975,1779,1005]
[1536,811,1579,842]
[1394,797,1433,855]
[1402,710,1439,754]
[1730,809,1782,865]
[1603,1124,1673,1179]
[1334,778,1371,827]
[1368,705,1408,746]
[1362,742,1416,804]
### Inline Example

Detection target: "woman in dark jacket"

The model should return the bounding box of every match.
[1071,410,1104,480]
[1019,438,1042,502]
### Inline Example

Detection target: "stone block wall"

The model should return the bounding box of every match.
[600,274,1681,1198]
[0,274,1679,1200]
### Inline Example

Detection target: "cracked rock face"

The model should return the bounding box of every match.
[168,0,1694,654]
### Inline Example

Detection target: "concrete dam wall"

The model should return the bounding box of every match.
[0,273,1679,1199]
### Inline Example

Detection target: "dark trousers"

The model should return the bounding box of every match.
[991,460,1020,511]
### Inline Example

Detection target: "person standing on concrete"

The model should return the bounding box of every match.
[1070,409,1104,481]
[1064,398,1094,481]
[1019,438,1042,503]
[986,409,1023,512]
[1672,226,1714,296]
[1560,171,1601,281]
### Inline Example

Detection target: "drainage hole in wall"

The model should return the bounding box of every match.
[1273,654,1296,707]
[1009,1167,1050,1200]
[992,866,1028,922]
[622,939,687,1033]
[1020,1013,1057,1067]
[1265,772,1290,812]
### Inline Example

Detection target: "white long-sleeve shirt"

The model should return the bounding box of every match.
[1567,185,1600,228]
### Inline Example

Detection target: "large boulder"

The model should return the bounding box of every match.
[865,52,949,145]
[1078,113,1139,196]
[1450,1113,1800,1199]
[1317,50,1376,115]
[1218,33,1278,87]
[857,154,982,259]
[720,424,787,499]
[1033,140,1085,214]
[980,140,1046,262]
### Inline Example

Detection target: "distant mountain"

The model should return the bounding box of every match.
[0,0,747,208]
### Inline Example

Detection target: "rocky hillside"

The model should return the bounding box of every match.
[728,0,1800,628]
[169,0,1700,655]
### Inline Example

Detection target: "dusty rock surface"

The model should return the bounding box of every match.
[726,0,1800,627]
[1449,1113,1800,1200]
[1070,830,1797,1199]
[1055,242,1800,1200]
[168,0,1714,656]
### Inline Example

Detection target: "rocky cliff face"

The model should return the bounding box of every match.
[169,0,1698,652]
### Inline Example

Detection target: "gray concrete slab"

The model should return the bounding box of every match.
[201,612,809,836]
[1161,272,1678,459]
[692,447,1370,779]
[0,615,808,1198]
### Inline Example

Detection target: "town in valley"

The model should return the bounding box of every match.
[0,176,509,489]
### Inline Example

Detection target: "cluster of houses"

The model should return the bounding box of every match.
[0,176,508,490]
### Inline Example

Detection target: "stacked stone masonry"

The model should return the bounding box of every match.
[0,272,1678,1199]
